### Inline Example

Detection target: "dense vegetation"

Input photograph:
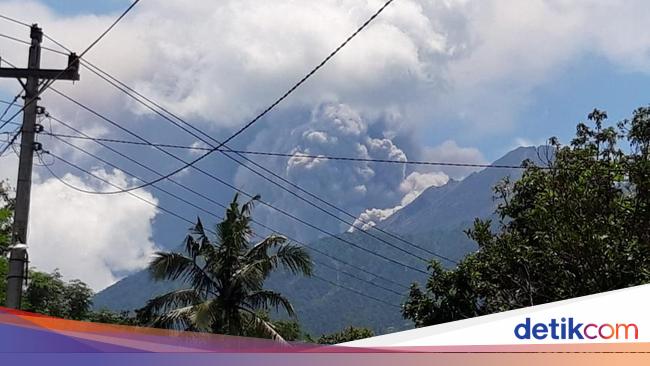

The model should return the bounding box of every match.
[313,326,375,344]
[5,106,650,344]
[403,108,650,326]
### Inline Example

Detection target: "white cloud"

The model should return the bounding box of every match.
[350,171,449,231]
[2,0,650,288]
[1,0,649,138]
[421,140,487,179]
[27,169,160,291]
[399,171,449,206]
[0,0,462,134]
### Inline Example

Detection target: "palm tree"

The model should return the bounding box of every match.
[138,194,312,341]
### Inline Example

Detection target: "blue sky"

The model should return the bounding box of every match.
[38,0,130,16]
[1,0,650,289]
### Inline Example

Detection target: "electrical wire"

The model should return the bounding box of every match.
[0,14,30,28]
[26,17,461,264]
[44,132,536,169]
[0,3,442,272]
[45,138,428,274]
[311,273,401,309]
[37,151,403,307]
[0,0,141,147]
[0,92,22,153]
[0,127,20,156]
[0,7,460,264]
[45,107,429,275]
[44,52,457,265]
[0,32,71,56]
[12,0,397,195]
[42,112,410,290]
[0,92,22,128]
[42,98,429,274]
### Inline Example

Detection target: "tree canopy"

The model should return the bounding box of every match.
[403,107,650,327]
[315,326,375,344]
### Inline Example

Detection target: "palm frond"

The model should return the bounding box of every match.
[148,252,218,295]
[241,194,261,217]
[231,259,267,289]
[191,217,206,236]
[190,300,218,332]
[184,234,201,260]
[271,244,313,276]
[245,290,295,317]
[138,288,203,322]
[241,308,289,344]
[149,305,195,330]
[245,234,287,259]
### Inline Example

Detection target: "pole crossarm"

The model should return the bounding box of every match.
[0,65,79,81]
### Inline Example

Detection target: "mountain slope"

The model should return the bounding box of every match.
[93,146,546,335]
[381,146,547,234]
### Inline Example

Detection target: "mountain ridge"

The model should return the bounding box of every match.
[92,146,547,335]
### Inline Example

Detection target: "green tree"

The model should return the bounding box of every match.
[22,270,94,320]
[138,194,313,341]
[0,180,13,253]
[242,312,303,341]
[65,279,95,320]
[316,326,374,344]
[87,309,138,326]
[0,181,14,302]
[404,107,650,326]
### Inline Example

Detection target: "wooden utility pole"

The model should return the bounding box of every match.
[0,24,79,308]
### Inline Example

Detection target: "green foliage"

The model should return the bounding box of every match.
[404,107,650,326]
[0,180,14,254]
[138,193,313,342]
[87,309,138,326]
[272,319,302,341]
[0,181,13,303]
[315,326,374,344]
[242,312,303,341]
[22,269,94,320]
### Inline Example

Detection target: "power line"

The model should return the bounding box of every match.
[38,152,200,228]
[1,4,445,269]
[0,14,79,57]
[314,259,404,296]
[43,44,456,265]
[0,0,141,149]
[0,92,22,154]
[0,92,22,131]
[37,151,403,307]
[43,112,410,291]
[44,89,430,274]
[42,131,531,169]
[0,32,71,56]
[0,127,20,156]
[0,14,30,28]
[79,0,141,59]
[311,273,401,309]
[45,127,428,277]
[0,10,458,265]
[30,17,460,265]
[25,0,397,195]
[237,229,404,299]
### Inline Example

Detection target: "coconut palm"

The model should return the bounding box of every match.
[138,194,312,341]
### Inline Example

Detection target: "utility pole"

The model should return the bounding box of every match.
[0,24,79,309]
